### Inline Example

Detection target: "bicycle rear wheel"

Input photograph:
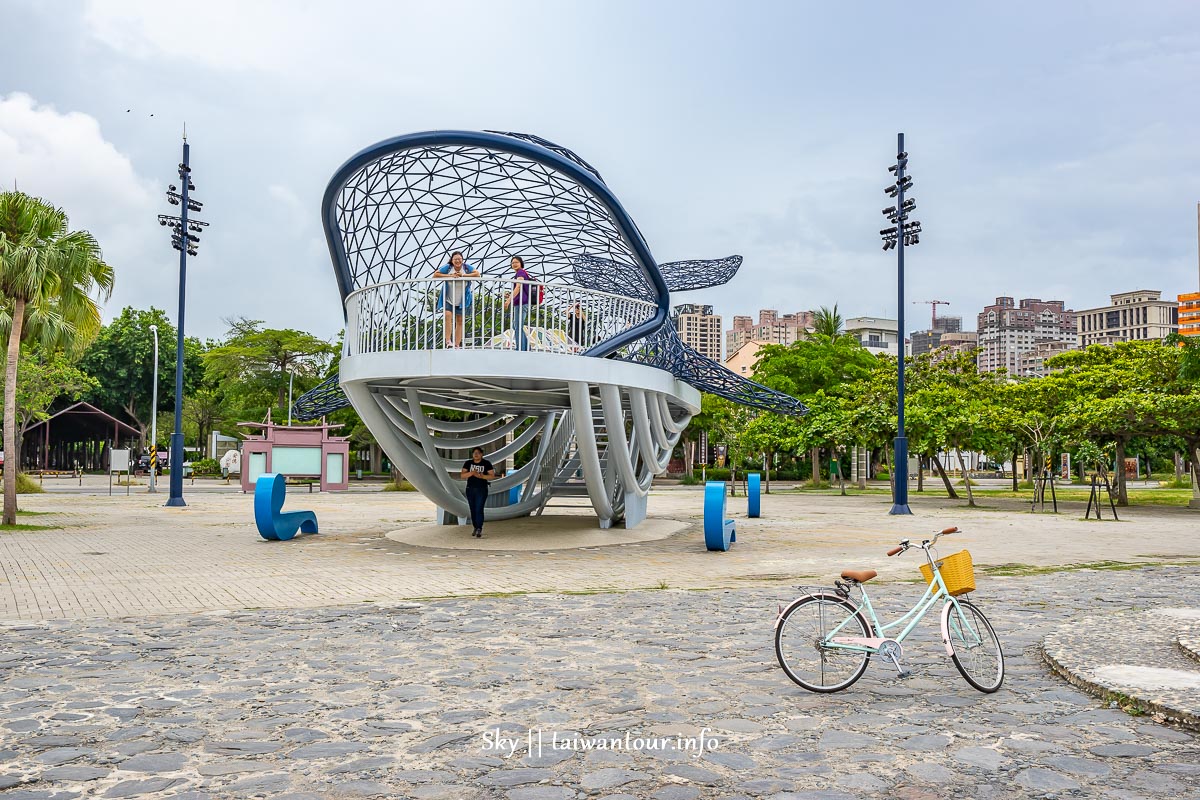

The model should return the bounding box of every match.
[943,599,1004,693]
[775,593,871,693]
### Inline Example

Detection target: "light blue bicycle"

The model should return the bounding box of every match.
[775,526,1004,693]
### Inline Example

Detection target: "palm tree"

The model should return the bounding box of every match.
[812,304,844,338]
[0,191,114,524]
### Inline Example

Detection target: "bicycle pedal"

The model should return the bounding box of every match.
[895,669,912,679]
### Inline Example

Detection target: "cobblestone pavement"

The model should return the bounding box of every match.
[2,567,1198,799]
[3,488,1199,621]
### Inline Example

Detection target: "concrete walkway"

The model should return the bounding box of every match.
[2,487,1198,622]
[2,487,1199,798]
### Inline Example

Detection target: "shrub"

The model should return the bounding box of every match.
[16,473,44,494]
[383,479,418,492]
[678,473,699,486]
[191,458,221,476]
[703,468,731,481]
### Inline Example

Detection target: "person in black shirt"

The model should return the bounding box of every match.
[460,447,496,537]
[567,303,587,348]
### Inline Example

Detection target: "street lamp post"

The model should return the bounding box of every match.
[148,324,159,493]
[158,132,209,507]
[880,132,922,515]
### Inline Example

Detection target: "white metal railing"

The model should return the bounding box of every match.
[344,276,657,357]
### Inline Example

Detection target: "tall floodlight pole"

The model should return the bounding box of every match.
[148,324,159,493]
[158,132,209,507]
[880,133,921,515]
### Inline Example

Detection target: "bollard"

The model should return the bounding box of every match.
[747,472,761,518]
[703,481,737,551]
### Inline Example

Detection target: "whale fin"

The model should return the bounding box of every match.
[660,255,742,292]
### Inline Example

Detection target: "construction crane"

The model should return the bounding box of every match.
[913,300,950,330]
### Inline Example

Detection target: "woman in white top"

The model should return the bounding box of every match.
[432,251,480,348]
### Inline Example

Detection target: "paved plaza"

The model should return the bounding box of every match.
[1,487,1199,798]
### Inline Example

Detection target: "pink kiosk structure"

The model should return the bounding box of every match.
[238,421,350,492]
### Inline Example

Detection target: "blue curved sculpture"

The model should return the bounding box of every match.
[748,473,761,518]
[255,473,318,541]
[704,481,737,551]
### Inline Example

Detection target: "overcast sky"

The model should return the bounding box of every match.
[2,0,1198,344]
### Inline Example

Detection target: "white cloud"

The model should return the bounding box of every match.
[0,92,171,320]
[0,92,155,227]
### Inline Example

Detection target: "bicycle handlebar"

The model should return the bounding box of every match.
[888,527,960,556]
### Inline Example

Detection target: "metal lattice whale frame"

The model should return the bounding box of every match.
[295,130,801,528]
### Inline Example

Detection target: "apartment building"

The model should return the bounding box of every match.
[844,317,900,356]
[725,340,766,377]
[1077,290,1178,347]
[911,315,963,356]
[976,297,1077,374]
[1017,340,1075,377]
[726,309,814,357]
[1179,292,1200,338]
[672,304,723,361]
[1179,203,1200,338]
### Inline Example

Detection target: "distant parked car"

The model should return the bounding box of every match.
[138,453,169,473]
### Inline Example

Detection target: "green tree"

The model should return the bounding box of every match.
[742,410,805,491]
[794,391,854,493]
[811,304,844,338]
[755,332,879,485]
[204,318,336,417]
[1048,341,1181,505]
[1,345,97,466]
[0,191,114,524]
[78,307,203,443]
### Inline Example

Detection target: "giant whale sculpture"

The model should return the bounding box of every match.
[295,131,803,528]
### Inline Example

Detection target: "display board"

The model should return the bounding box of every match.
[271,446,322,475]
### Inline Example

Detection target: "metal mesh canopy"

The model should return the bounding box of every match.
[326,132,659,306]
[619,326,808,415]
[297,131,805,421]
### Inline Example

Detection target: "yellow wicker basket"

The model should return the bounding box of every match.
[919,549,975,596]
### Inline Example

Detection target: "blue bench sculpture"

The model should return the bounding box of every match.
[255,473,319,541]
[748,472,761,518]
[703,481,736,551]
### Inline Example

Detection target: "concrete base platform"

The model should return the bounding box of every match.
[1042,607,1200,731]
[386,514,688,551]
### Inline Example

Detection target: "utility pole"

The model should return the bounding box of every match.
[158,130,209,507]
[148,324,159,493]
[880,133,922,515]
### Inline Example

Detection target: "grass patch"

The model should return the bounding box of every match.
[776,487,892,496]
[974,487,1195,507]
[16,473,44,494]
[1104,691,1147,717]
[16,510,52,516]
[981,560,1175,577]
[382,480,418,492]
[0,522,57,532]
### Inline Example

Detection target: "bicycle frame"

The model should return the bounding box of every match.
[820,548,978,657]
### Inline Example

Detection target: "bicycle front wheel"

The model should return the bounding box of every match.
[943,599,1004,693]
[775,593,871,693]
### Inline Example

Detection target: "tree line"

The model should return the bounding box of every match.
[1,190,357,525]
[687,308,1200,508]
